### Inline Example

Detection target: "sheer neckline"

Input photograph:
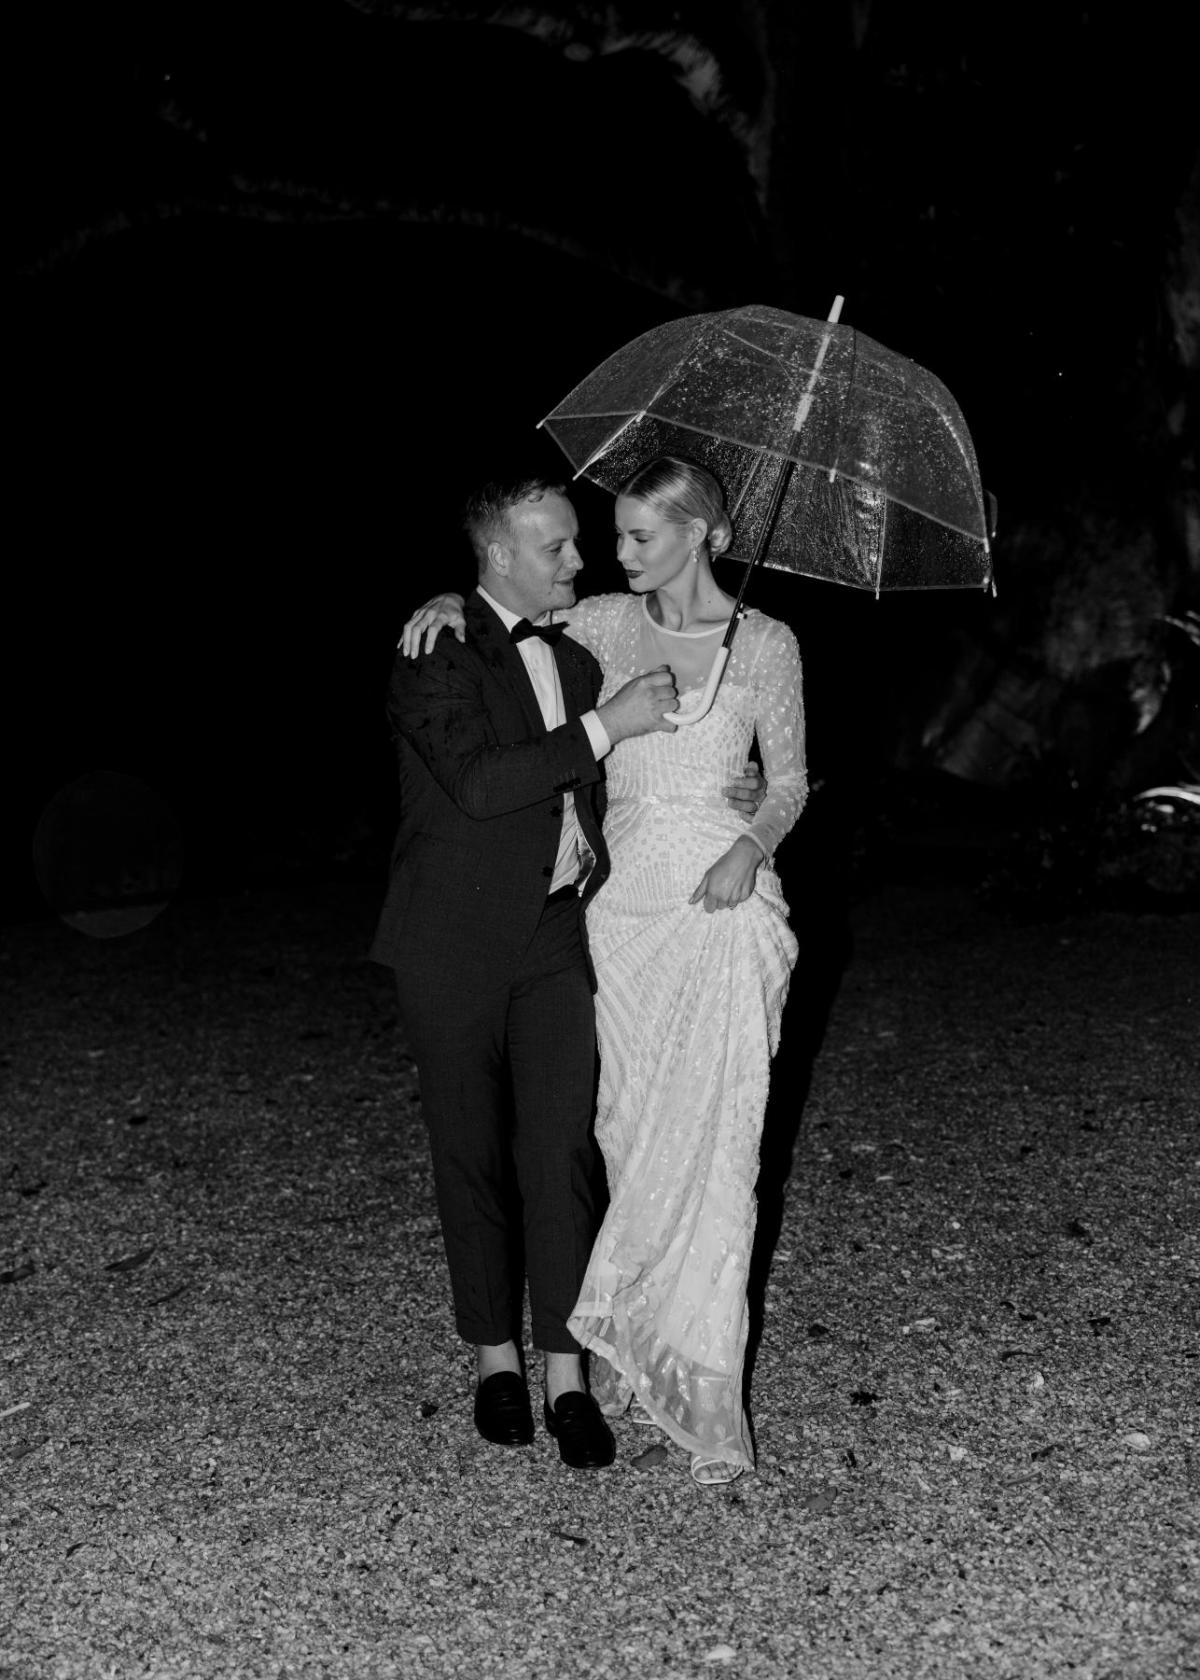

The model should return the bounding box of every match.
[641,596,731,639]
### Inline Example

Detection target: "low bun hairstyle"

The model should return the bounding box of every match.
[617,455,734,561]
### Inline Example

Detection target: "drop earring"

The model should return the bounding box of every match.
[689,547,698,564]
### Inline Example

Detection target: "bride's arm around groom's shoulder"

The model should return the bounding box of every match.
[399,591,629,661]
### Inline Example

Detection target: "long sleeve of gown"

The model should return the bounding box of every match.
[743,619,808,858]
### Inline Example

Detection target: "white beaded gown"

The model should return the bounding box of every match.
[563,594,808,1471]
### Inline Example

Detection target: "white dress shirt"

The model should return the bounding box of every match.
[478,588,609,894]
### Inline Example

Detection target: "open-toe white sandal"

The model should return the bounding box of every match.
[629,1400,657,1426]
[690,1456,745,1487]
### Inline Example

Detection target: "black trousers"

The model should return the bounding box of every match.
[395,892,599,1352]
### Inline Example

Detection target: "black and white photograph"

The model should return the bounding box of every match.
[4,4,1197,1676]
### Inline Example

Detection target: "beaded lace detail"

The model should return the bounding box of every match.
[563,593,806,1470]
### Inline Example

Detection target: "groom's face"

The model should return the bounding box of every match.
[497,491,584,621]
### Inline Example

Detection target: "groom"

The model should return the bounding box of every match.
[370,472,680,1469]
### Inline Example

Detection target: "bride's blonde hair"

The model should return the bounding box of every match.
[618,456,734,560]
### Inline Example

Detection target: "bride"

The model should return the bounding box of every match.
[404,455,807,1484]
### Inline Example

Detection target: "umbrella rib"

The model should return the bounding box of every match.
[894,363,989,547]
[878,492,986,543]
[573,408,646,477]
[659,413,838,463]
[927,397,990,547]
[548,313,727,474]
[632,315,727,432]
[719,327,792,370]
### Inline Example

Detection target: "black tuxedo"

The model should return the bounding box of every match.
[371,592,610,1351]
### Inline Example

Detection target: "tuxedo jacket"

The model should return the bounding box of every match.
[369,591,610,992]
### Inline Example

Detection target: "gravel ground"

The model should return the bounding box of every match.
[1,881,1197,1680]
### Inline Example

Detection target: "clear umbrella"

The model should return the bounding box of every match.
[540,299,993,720]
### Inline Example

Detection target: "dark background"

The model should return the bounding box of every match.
[8,1,1198,927]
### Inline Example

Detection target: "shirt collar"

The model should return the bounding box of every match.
[478,586,554,634]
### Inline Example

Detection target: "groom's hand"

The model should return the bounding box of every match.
[723,760,766,820]
[597,666,679,742]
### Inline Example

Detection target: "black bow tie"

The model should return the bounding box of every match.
[510,617,565,646]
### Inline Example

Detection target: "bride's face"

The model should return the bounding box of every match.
[614,495,699,593]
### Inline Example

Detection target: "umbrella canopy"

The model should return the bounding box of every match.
[540,302,992,594]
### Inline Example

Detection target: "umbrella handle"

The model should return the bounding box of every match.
[668,643,731,727]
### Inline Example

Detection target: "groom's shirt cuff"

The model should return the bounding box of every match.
[581,709,611,761]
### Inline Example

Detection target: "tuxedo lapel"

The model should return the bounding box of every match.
[554,638,593,724]
[467,592,546,736]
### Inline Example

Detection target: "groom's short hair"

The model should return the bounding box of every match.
[462,474,568,572]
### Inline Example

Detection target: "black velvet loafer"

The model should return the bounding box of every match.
[543,1391,616,1469]
[473,1371,534,1446]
